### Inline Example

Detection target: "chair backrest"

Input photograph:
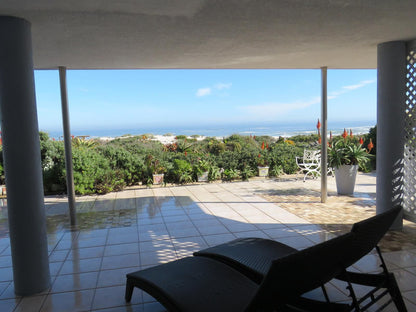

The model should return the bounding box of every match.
[303,149,320,162]
[245,232,356,311]
[346,205,402,267]
[246,206,403,311]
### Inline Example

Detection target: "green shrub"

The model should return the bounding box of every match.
[240,165,255,181]
[208,166,221,181]
[171,159,193,184]
[39,134,66,193]
[98,145,145,185]
[269,143,303,174]
[222,168,240,181]
[269,164,284,177]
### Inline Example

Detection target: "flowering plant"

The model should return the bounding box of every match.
[328,129,372,169]
[257,153,269,167]
[146,155,166,174]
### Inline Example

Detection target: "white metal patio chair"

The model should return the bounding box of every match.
[296,149,333,182]
[296,149,322,182]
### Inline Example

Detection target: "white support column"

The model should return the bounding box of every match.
[59,67,77,227]
[321,67,328,203]
[377,41,406,229]
[0,16,50,295]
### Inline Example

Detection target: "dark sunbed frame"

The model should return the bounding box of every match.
[126,231,355,311]
[194,206,406,312]
[125,206,406,311]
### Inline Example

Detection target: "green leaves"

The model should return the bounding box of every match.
[328,139,371,169]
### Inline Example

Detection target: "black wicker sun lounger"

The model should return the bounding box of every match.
[126,231,356,312]
[194,206,407,312]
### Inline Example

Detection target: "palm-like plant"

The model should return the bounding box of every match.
[328,138,370,169]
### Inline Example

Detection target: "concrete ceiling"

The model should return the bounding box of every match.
[1,0,416,69]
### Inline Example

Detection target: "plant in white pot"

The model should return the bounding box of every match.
[328,131,371,195]
[194,159,210,182]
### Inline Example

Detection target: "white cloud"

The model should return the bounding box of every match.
[215,83,232,90]
[328,79,376,99]
[342,79,375,91]
[240,97,320,119]
[196,82,232,97]
[196,87,211,97]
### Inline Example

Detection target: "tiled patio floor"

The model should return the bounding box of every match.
[0,172,415,311]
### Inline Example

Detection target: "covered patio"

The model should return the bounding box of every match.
[1,0,416,310]
[0,173,415,311]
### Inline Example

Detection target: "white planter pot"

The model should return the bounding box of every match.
[197,171,209,182]
[334,165,358,195]
[258,166,269,177]
[152,173,164,185]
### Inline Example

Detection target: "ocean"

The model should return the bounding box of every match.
[44,120,376,140]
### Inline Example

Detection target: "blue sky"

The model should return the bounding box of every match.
[34,69,377,133]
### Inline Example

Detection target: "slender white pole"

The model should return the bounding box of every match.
[59,66,77,227]
[321,67,328,203]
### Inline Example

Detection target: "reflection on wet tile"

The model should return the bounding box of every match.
[0,298,19,312]
[143,301,167,312]
[139,240,173,253]
[203,233,236,247]
[233,230,270,239]
[97,266,140,288]
[67,246,105,260]
[140,250,177,266]
[14,294,46,312]
[0,256,11,268]
[0,281,10,296]
[167,227,201,238]
[277,235,315,250]
[262,226,298,239]
[351,253,384,273]
[49,250,69,263]
[391,269,416,292]
[59,258,102,275]
[51,272,99,293]
[41,289,94,312]
[0,267,13,282]
[403,290,416,309]
[101,253,140,270]
[383,250,416,268]
[92,285,141,310]
[104,242,140,257]
[49,262,63,276]
[107,233,139,245]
